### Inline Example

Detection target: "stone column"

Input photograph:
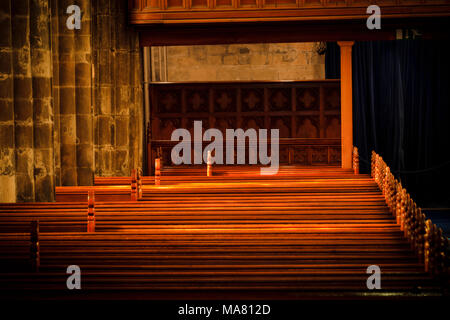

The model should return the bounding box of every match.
[58,0,77,185]
[337,41,354,169]
[50,0,61,186]
[0,0,16,202]
[12,0,35,201]
[115,0,132,176]
[75,0,93,185]
[92,0,143,178]
[129,30,143,174]
[93,0,114,177]
[30,0,55,201]
[115,0,142,175]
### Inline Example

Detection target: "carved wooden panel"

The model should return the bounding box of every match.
[269,88,291,111]
[242,88,264,112]
[130,0,450,24]
[297,87,319,111]
[166,0,185,9]
[190,0,209,8]
[238,0,259,7]
[213,89,236,113]
[150,80,341,165]
[215,0,234,7]
[157,90,182,114]
[144,0,161,9]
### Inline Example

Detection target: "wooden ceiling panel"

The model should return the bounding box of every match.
[129,0,450,24]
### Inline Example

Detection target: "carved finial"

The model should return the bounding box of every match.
[352,146,359,175]
[131,169,138,201]
[87,190,95,232]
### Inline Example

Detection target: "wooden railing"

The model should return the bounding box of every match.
[148,138,341,174]
[370,151,449,278]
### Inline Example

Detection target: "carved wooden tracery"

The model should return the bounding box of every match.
[150,80,341,166]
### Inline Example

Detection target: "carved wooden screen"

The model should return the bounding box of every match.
[149,80,341,166]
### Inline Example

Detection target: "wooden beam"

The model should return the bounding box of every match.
[138,17,450,46]
[337,41,354,170]
[129,3,450,25]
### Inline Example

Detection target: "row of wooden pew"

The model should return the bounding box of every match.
[0,165,444,299]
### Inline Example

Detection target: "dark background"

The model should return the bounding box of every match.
[326,40,450,208]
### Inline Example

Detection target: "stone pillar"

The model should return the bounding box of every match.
[30,0,55,201]
[113,9,131,177]
[337,41,354,169]
[58,0,77,185]
[75,0,93,185]
[12,0,35,202]
[93,0,143,178]
[93,0,114,177]
[115,0,134,176]
[129,30,143,174]
[50,0,61,186]
[0,0,16,202]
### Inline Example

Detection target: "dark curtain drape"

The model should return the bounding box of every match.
[325,40,450,206]
[325,42,340,79]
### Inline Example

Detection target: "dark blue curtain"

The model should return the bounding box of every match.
[325,42,340,79]
[325,40,450,206]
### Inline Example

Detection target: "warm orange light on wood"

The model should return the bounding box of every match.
[338,41,354,169]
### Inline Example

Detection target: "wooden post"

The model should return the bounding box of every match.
[155,158,161,185]
[131,168,137,201]
[352,146,359,174]
[30,220,40,272]
[137,168,143,200]
[146,122,152,175]
[87,190,95,233]
[337,41,354,169]
[207,150,212,177]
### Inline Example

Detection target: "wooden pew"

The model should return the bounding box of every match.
[0,228,439,298]
[0,165,445,299]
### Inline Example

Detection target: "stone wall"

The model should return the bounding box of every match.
[151,43,325,82]
[0,1,322,202]
[92,0,143,178]
[0,0,143,202]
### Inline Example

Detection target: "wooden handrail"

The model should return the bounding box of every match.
[371,151,449,277]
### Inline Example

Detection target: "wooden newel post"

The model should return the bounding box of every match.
[137,168,143,200]
[131,168,138,201]
[30,220,40,272]
[207,150,212,177]
[87,190,95,233]
[146,122,152,175]
[155,158,161,185]
[352,147,359,175]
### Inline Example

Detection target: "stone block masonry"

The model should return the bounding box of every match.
[151,43,325,82]
[0,0,143,202]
